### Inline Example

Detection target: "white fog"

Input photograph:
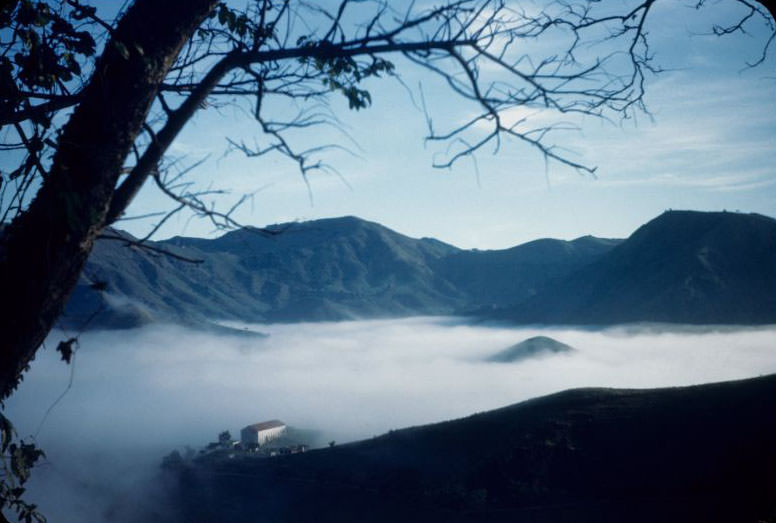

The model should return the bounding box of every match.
[5,318,776,521]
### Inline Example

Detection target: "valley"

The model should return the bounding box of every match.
[6,210,775,522]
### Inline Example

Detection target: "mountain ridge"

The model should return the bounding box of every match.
[490,210,776,324]
[63,216,619,327]
[61,210,776,328]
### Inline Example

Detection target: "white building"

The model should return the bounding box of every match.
[240,420,286,447]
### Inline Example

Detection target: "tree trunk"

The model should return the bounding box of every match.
[0,0,218,399]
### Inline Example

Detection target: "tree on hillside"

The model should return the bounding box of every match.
[0,0,773,515]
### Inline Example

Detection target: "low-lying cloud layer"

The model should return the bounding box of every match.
[5,318,776,521]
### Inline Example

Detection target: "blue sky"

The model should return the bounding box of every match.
[114,1,776,248]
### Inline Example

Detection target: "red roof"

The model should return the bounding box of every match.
[243,420,285,432]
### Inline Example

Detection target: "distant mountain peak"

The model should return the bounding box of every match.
[646,209,774,229]
[491,210,776,325]
[267,215,381,231]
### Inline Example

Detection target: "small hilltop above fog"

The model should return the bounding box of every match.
[486,336,574,363]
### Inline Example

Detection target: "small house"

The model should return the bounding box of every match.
[240,420,286,447]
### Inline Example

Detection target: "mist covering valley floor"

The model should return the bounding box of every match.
[4,318,776,521]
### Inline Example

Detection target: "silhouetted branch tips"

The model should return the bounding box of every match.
[5,1,773,236]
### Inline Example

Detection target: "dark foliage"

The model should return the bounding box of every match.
[0,413,45,523]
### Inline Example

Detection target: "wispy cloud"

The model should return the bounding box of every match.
[591,169,776,192]
[549,71,776,190]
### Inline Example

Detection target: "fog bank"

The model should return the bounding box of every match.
[5,318,776,521]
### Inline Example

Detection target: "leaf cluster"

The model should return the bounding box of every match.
[1,0,95,99]
[302,42,395,110]
[197,2,275,44]
[0,413,46,523]
[55,337,77,364]
[213,2,253,39]
[0,0,104,222]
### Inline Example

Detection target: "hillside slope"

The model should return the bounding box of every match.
[492,211,776,324]
[61,217,616,327]
[164,374,776,522]
[434,235,620,307]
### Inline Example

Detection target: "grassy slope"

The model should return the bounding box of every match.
[167,374,776,523]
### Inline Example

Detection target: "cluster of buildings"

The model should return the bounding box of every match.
[202,419,308,459]
[240,419,287,447]
[239,419,309,456]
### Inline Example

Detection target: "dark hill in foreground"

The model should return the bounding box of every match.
[163,374,776,522]
[488,210,776,325]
